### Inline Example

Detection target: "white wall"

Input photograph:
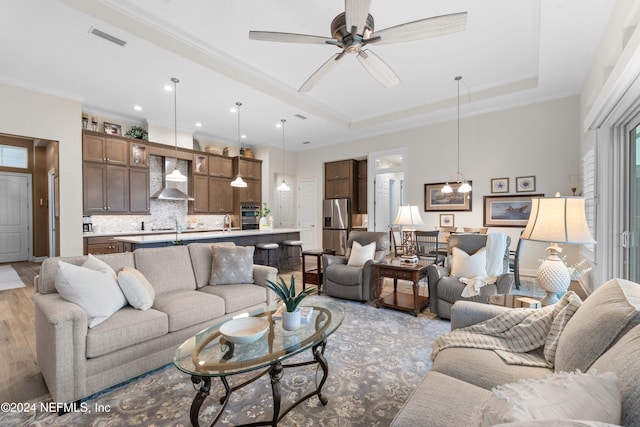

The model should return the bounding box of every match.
[295,96,581,275]
[0,82,83,256]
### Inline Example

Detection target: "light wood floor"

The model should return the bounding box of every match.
[0,259,414,403]
[0,261,47,403]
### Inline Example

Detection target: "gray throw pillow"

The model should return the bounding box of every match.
[209,246,255,285]
[554,278,640,373]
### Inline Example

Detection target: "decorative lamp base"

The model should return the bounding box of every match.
[536,254,571,306]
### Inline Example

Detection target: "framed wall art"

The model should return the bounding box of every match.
[483,194,544,227]
[104,122,122,136]
[424,182,472,212]
[439,213,455,228]
[491,177,509,193]
[516,176,536,192]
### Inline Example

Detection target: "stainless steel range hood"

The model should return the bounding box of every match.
[151,157,194,201]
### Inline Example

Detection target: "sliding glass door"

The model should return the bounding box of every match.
[626,120,640,282]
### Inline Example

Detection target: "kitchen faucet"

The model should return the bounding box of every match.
[223,214,231,232]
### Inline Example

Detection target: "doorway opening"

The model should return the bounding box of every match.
[370,149,407,232]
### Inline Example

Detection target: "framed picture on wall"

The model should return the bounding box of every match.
[491,177,509,193]
[516,176,536,192]
[439,213,455,228]
[483,194,544,227]
[424,182,472,212]
[104,122,122,136]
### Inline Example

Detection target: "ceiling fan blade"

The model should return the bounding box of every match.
[249,31,335,45]
[356,49,400,88]
[345,0,372,35]
[371,12,467,45]
[299,53,344,92]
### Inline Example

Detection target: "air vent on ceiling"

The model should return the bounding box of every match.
[294,114,307,120]
[89,27,127,47]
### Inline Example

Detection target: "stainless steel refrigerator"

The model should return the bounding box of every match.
[323,198,351,255]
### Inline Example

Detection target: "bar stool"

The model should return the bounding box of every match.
[255,242,280,270]
[282,239,304,271]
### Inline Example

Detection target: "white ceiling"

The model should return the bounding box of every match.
[0,0,614,151]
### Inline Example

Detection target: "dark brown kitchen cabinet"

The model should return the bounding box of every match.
[129,142,149,167]
[357,159,367,213]
[193,153,208,175]
[235,180,261,204]
[84,236,123,255]
[237,157,261,179]
[129,168,150,213]
[325,159,357,199]
[210,155,233,178]
[83,163,129,213]
[83,134,128,165]
[209,176,234,213]
[191,174,210,213]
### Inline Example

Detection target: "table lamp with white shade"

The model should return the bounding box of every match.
[521,196,595,305]
[393,205,424,262]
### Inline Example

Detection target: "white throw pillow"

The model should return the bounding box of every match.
[55,261,127,328]
[82,254,117,279]
[451,247,487,278]
[117,267,155,310]
[347,241,376,267]
[471,371,621,427]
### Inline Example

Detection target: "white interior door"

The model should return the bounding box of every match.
[298,179,318,250]
[0,172,30,262]
[273,173,295,227]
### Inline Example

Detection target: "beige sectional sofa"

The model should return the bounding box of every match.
[33,243,277,404]
[392,278,640,427]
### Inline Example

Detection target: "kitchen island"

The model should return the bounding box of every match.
[113,228,303,252]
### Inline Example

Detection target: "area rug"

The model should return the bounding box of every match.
[0,265,25,291]
[1,295,451,426]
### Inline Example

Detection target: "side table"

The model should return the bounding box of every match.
[301,249,335,294]
[374,260,430,317]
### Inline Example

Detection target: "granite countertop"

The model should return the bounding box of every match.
[82,228,235,238]
[112,228,304,244]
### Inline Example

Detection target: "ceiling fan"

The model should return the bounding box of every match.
[249,0,467,92]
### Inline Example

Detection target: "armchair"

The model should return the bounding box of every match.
[427,233,513,319]
[323,231,389,302]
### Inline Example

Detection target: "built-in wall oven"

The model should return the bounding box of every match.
[240,203,260,230]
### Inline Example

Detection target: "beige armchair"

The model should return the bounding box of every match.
[323,231,389,302]
[427,233,513,319]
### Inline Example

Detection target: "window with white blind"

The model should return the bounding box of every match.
[0,144,28,169]
[582,142,597,258]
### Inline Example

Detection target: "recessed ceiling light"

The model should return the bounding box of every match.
[276,123,282,128]
[241,134,247,139]
[195,122,202,127]
[164,84,172,92]
[230,107,237,113]
[134,105,142,111]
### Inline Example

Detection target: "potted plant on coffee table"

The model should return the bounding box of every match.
[266,275,315,331]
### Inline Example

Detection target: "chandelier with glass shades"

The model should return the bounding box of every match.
[442,76,472,194]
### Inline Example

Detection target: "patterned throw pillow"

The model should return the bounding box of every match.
[209,246,255,285]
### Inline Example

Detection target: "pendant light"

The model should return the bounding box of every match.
[230,101,248,188]
[166,77,187,182]
[277,119,290,192]
[442,76,472,194]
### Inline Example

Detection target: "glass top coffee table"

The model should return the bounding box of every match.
[174,300,344,427]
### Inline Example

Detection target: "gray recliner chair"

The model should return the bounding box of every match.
[323,231,389,302]
[427,233,514,319]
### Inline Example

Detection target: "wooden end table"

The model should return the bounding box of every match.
[374,260,430,317]
[301,249,335,294]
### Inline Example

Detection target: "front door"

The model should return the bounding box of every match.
[0,172,30,262]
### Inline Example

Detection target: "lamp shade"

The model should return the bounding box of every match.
[521,196,595,244]
[230,175,247,188]
[393,205,425,227]
[166,168,187,182]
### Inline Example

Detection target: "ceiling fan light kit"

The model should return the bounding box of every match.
[249,0,467,91]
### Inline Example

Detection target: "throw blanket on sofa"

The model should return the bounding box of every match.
[460,233,509,298]
[431,292,582,367]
